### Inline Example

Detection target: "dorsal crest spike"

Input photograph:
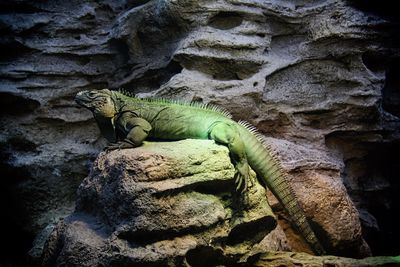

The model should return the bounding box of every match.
[118,88,135,98]
[115,91,233,118]
[238,120,282,160]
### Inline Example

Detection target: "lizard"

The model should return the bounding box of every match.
[75,88,325,255]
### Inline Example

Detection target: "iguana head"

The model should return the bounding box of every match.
[75,89,117,142]
[75,89,116,118]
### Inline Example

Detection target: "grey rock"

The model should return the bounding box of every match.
[41,140,399,266]
[251,251,400,267]
[42,140,276,266]
[265,138,368,256]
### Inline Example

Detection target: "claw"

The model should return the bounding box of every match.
[104,144,119,152]
[249,174,255,188]
[234,172,240,185]
[235,172,243,192]
[233,161,252,194]
[104,141,132,152]
[241,174,248,193]
[234,172,250,194]
[104,142,122,152]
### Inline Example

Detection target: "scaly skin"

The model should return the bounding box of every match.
[75,89,325,255]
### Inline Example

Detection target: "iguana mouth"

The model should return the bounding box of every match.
[75,91,87,102]
[74,97,84,107]
[75,90,94,109]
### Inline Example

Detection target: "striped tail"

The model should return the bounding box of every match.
[237,121,325,255]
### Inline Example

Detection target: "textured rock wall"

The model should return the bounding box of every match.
[0,0,399,264]
[250,252,400,267]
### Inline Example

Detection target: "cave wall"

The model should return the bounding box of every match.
[0,0,399,264]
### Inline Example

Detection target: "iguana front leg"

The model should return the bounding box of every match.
[209,122,252,193]
[107,113,152,150]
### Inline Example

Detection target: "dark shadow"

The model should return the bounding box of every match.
[208,12,243,30]
[0,92,40,116]
[382,59,400,117]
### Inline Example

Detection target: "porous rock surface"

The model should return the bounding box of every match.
[249,252,400,267]
[1,0,399,263]
[41,140,278,266]
[41,140,399,266]
[265,138,369,256]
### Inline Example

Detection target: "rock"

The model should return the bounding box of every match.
[41,138,377,265]
[249,252,400,267]
[265,138,369,257]
[42,140,277,266]
[257,225,292,252]
[1,0,400,263]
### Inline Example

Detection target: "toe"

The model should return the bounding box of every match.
[236,174,244,192]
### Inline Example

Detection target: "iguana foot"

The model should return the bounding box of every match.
[208,122,253,194]
[104,141,133,151]
[234,161,252,193]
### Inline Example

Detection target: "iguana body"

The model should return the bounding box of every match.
[75,89,325,255]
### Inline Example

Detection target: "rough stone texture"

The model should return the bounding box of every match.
[265,138,370,257]
[41,140,277,266]
[0,0,399,264]
[249,252,400,267]
[41,140,399,266]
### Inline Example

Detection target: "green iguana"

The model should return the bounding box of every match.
[75,88,325,255]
